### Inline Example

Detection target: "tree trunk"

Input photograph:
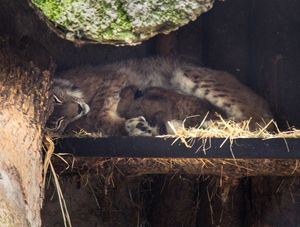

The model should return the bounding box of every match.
[0,37,53,226]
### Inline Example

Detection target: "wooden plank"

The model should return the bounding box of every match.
[55,137,300,159]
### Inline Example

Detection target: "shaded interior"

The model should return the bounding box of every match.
[2,1,300,226]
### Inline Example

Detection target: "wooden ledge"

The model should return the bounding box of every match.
[55,137,300,159]
[51,137,300,177]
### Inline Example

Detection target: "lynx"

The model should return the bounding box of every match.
[48,57,272,136]
[117,86,227,135]
[46,78,90,133]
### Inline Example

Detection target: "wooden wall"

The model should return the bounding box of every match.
[201,0,300,128]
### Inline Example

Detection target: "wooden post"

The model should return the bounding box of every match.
[0,37,53,226]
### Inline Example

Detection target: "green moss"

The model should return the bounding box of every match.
[31,0,214,45]
[32,0,63,22]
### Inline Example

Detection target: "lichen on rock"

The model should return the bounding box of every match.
[31,0,214,45]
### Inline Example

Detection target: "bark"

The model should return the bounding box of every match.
[0,37,53,226]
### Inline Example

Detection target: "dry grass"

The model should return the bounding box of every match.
[43,135,72,227]
[65,115,300,142]
[167,114,300,139]
[160,115,300,150]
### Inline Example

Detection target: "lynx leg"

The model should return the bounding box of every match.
[96,114,127,136]
[125,116,158,136]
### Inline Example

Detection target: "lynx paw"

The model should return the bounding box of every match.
[125,116,155,136]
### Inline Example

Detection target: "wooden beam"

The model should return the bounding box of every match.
[56,137,300,159]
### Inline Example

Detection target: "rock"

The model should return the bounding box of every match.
[30,0,214,45]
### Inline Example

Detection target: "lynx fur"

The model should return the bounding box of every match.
[118,86,228,135]
[48,57,272,136]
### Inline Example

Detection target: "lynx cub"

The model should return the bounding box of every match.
[118,86,227,135]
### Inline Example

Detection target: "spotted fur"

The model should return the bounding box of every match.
[125,116,157,136]
[118,86,227,135]
[49,57,272,136]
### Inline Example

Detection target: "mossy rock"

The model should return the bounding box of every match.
[31,0,214,45]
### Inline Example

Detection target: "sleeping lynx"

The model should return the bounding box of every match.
[47,78,90,132]
[47,57,272,136]
[118,86,227,135]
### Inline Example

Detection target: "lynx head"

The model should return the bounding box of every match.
[46,78,90,133]
[117,85,142,117]
[117,86,171,133]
